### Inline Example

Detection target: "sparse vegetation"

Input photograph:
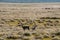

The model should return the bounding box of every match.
[0,3,60,40]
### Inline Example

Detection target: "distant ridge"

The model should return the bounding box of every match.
[0,0,60,3]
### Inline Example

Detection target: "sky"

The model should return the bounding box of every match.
[0,0,60,3]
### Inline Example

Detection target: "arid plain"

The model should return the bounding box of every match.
[0,3,60,40]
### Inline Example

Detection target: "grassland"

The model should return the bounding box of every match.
[0,3,60,40]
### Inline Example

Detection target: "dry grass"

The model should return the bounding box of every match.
[0,3,60,40]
